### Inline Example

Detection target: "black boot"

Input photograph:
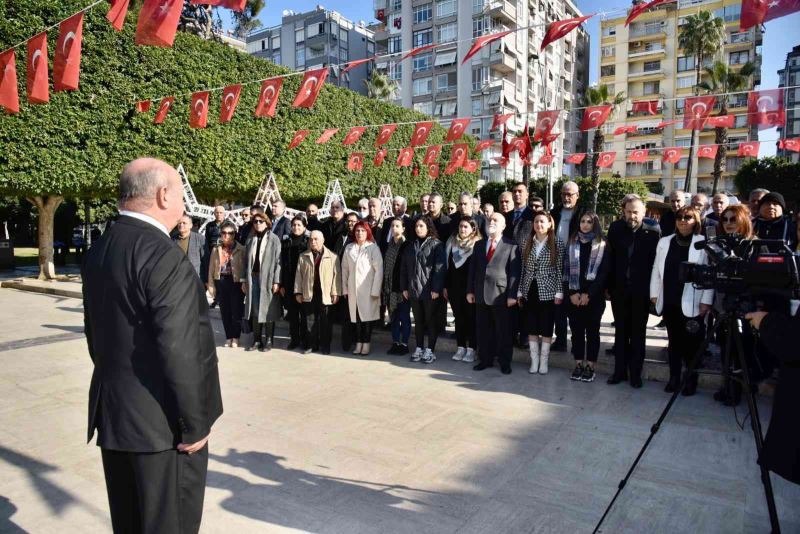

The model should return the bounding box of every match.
[664,376,680,393]
[681,371,698,396]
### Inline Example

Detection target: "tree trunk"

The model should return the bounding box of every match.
[589,130,603,212]
[27,195,64,281]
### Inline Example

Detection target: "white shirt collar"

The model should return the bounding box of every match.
[119,210,170,237]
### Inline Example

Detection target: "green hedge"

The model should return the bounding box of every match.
[529,177,650,216]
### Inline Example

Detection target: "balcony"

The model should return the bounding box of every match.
[628,44,666,59]
[484,0,516,24]
[490,48,515,73]
[628,68,664,80]
[629,24,667,40]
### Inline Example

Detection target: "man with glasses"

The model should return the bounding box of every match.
[236,207,252,245]
[449,192,486,238]
[322,201,348,255]
[659,190,685,237]
[528,196,545,213]
[173,213,205,278]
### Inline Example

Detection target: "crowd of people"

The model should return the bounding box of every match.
[180,180,798,393]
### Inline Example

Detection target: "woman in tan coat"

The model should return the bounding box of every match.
[341,221,384,355]
[207,220,246,347]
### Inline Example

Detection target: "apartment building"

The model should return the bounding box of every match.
[777,44,800,163]
[246,7,376,96]
[371,0,590,185]
[599,0,762,194]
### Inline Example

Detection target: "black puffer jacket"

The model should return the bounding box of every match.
[754,215,798,250]
[280,233,308,290]
[399,237,446,300]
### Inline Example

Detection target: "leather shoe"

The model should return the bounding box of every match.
[630,376,643,388]
[473,363,492,371]
[607,375,625,385]
[681,373,698,396]
[501,366,512,375]
[664,377,679,393]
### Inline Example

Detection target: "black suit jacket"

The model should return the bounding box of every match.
[82,216,223,452]
[467,237,520,306]
[606,218,661,298]
[504,207,534,244]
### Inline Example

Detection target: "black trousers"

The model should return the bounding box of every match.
[568,298,606,362]
[554,297,568,345]
[411,297,441,351]
[611,291,650,381]
[101,445,208,534]
[663,306,704,381]
[354,311,373,343]
[214,275,243,339]
[476,302,513,368]
[337,297,355,350]
[303,295,332,352]
[285,296,308,347]
[449,292,476,349]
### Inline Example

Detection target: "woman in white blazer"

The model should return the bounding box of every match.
[650,206,714,396]
[342,220,384,356]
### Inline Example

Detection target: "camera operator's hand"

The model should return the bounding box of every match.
[745,311,769,330]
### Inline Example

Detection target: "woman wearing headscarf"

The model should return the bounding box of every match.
[444,216,482,363]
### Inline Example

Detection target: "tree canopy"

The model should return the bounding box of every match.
[734,156,800,210]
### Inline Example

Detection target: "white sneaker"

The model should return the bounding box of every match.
[422,348,436,364]
[462,348,475,363]
[452,347,466,361]
[411,347,423,362]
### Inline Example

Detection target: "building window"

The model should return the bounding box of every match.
[271,36,280,49]
[643,81,659,95]
[261,40,266,50]
[389,62,402,81]
[677,56,696,72]
[473,0,486,14]
[437,22,457,43]
[295,46,305,67]
[295,27,304,43]
[414,100,433,115]
[434,51,457,67]
[436,0,457,17]
[473,17,489,38]
[340,29,348,43]
[643,60,661,72]
[676,76,694,89]
[413,77,433,96]
[601,46,615,57]
[413,53,432,72]
[714,4,741,22]
[413,29,433,47]
[306,22,324,38]
[273,51,281,64]
[472,97,482,116]
[674,137,691,147]
[437,71,457,91]
[388,36,402,54]
[729,31,750,44]
[734,115,748,128]
[471,66,489,91]
[600,65,615,77]
[413,3,433,24]
[435,100,457,116]
[729,51,750,65]
[602,25,617,37]
[387,13,400,31]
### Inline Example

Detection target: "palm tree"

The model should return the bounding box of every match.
[697,60,755,194]
[677,11,725,193]
[583,84,626,212]
[363,70,398,102]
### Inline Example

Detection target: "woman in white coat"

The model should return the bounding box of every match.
[650,206,714,396]
[342,220,384,356]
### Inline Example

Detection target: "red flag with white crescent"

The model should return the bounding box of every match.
[533,110,559,141]
[0,50,19,114]
[219,84,241,124]
[662,147,682,163]
[410,121,434,147]
[494,156,510,168]
[397,147,414,167]
[400,44,436,61]
[448,143,469,169]
[491,113,513,131]
[135,0,182,47]
[445,118,471,142]
[342,56,374,74]
[53,12,84,92]
[343,126,367,146]
[107,0,131,31]
[537,154,554,165]
[596,151,616,168]
[706,115,735,128]
[462,30,513,64]
[697,145,718,159]
[374,149,388,166]
[292,67,329,109]
[580,105,612,131]
[189,0,247,11]
[737,141,760,157]
[613,125,638,135]
[154,96,174,124]
[747,89,784,128]
[740,0,800,30]
[189,91,210,128]
[656,119,680,129]
[288,130,310,149]
[464,159,480,173]
[507,136,529,157]
[565,153,586,164]
[135,101,151,113]
[632,100,659,115]
[27,33,49,104]
[625,0,673,26]
[541,15,593,51]
[684,96,716,130]
[316,128,339,144]
[347,152,364,171]
[255,78,283,117]
[423,145,441,164]
[475,140,494,152]
[375,124,397,146]
[628,149,649,163]
[779,138,800,152]
[427,163,440,178]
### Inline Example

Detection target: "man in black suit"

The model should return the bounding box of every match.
[380,196,414,252]
[82,158,223,534]
[467,213,521,374]
[271,200,291,241]
[504,182,534,243]
[449,192,487,238]
[428,193,452,242]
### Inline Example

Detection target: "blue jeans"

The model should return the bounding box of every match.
[391,300,411,344]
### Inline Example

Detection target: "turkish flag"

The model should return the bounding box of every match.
[288,129,310,149]
[219,84,241,124]
[374,124,397,146]
[464,159,480,173]
[446,118,471,142]
[706,115,735,128]
[565,153,586,164]
[533,110,559,141]
[107,0,131,31]
[614,125,638,135]
[684,96,716,130]
[154,96,174,124]
[397,147,414,167]
[748,89,784,128]
[662,147,682,164]
[347,152,365,171]
[401,44,436,61]
[541,132,560,146]
[135,0,182,47]
[697,145,719,159]
[342,56,374,74]
[631,100,659,115]
[0,50,19,114]
[53,12,84,92]
[254,78,283,117]
[462,30,513,64]
[189,91,210,128]
[135,100,151,113]
[580,105,612,131]
[738,141,760,157]
[412,166,420,177]
[292,67,329,108]
[189,0,247,11]
[628,149,649,163]
[342,126,366,146]
[374,149,388,166]
[423,145,441,164]
[537,154,554,165]
[656,119,680,129]
[26,33,48,104]
[410,121,434,146]
[541,15,593,50]
[491,113,513,131]
[626,0,673,26]
[316,128,339,144]
[475,140,494,152]
[507,136,529,158]
[494,156,510,168]
[596,152,616,168]
[449,144,469,169]
[427,163,440,178]
[741,0,800,30]
[779,138,800,152]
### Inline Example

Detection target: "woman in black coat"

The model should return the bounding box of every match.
[444,216,482,363]
[280,216,309,350]
[382,218,411,355]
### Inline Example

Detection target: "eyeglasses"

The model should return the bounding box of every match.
[677,215,695,222]
[253,219,267,225]
[721,216,737,223]
[531,204,543,210]
[562,192,578,197]
[221,231,235,236]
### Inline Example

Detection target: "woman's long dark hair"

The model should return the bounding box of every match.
[569,211,603,243]
[523,212,557,267]
[415,215,439,241]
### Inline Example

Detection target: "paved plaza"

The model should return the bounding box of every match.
[0,287,798,533]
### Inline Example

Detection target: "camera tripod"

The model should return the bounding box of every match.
[592,310,781,533]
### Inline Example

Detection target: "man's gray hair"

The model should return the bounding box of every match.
[750,188,770,197]
[393,195,407,207]
[670,189,685,198]
[622,194,643,208]
[561,181,579,192]
[310,230,325,240]
[118,162,170,204]
[429,192,443,203]
[273,200,286,208]
[459,191,473,201]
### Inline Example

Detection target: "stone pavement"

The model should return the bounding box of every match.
[0,288,798,533]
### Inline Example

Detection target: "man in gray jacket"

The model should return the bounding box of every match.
[173,214,205,279]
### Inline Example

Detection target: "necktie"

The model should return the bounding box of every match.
[487,240,496,262]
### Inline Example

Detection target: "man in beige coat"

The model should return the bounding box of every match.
[294,231,341,355]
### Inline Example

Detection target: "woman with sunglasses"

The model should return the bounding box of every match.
[650,206,714,396]
[207,220,246,348]
[244,207,283,351]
